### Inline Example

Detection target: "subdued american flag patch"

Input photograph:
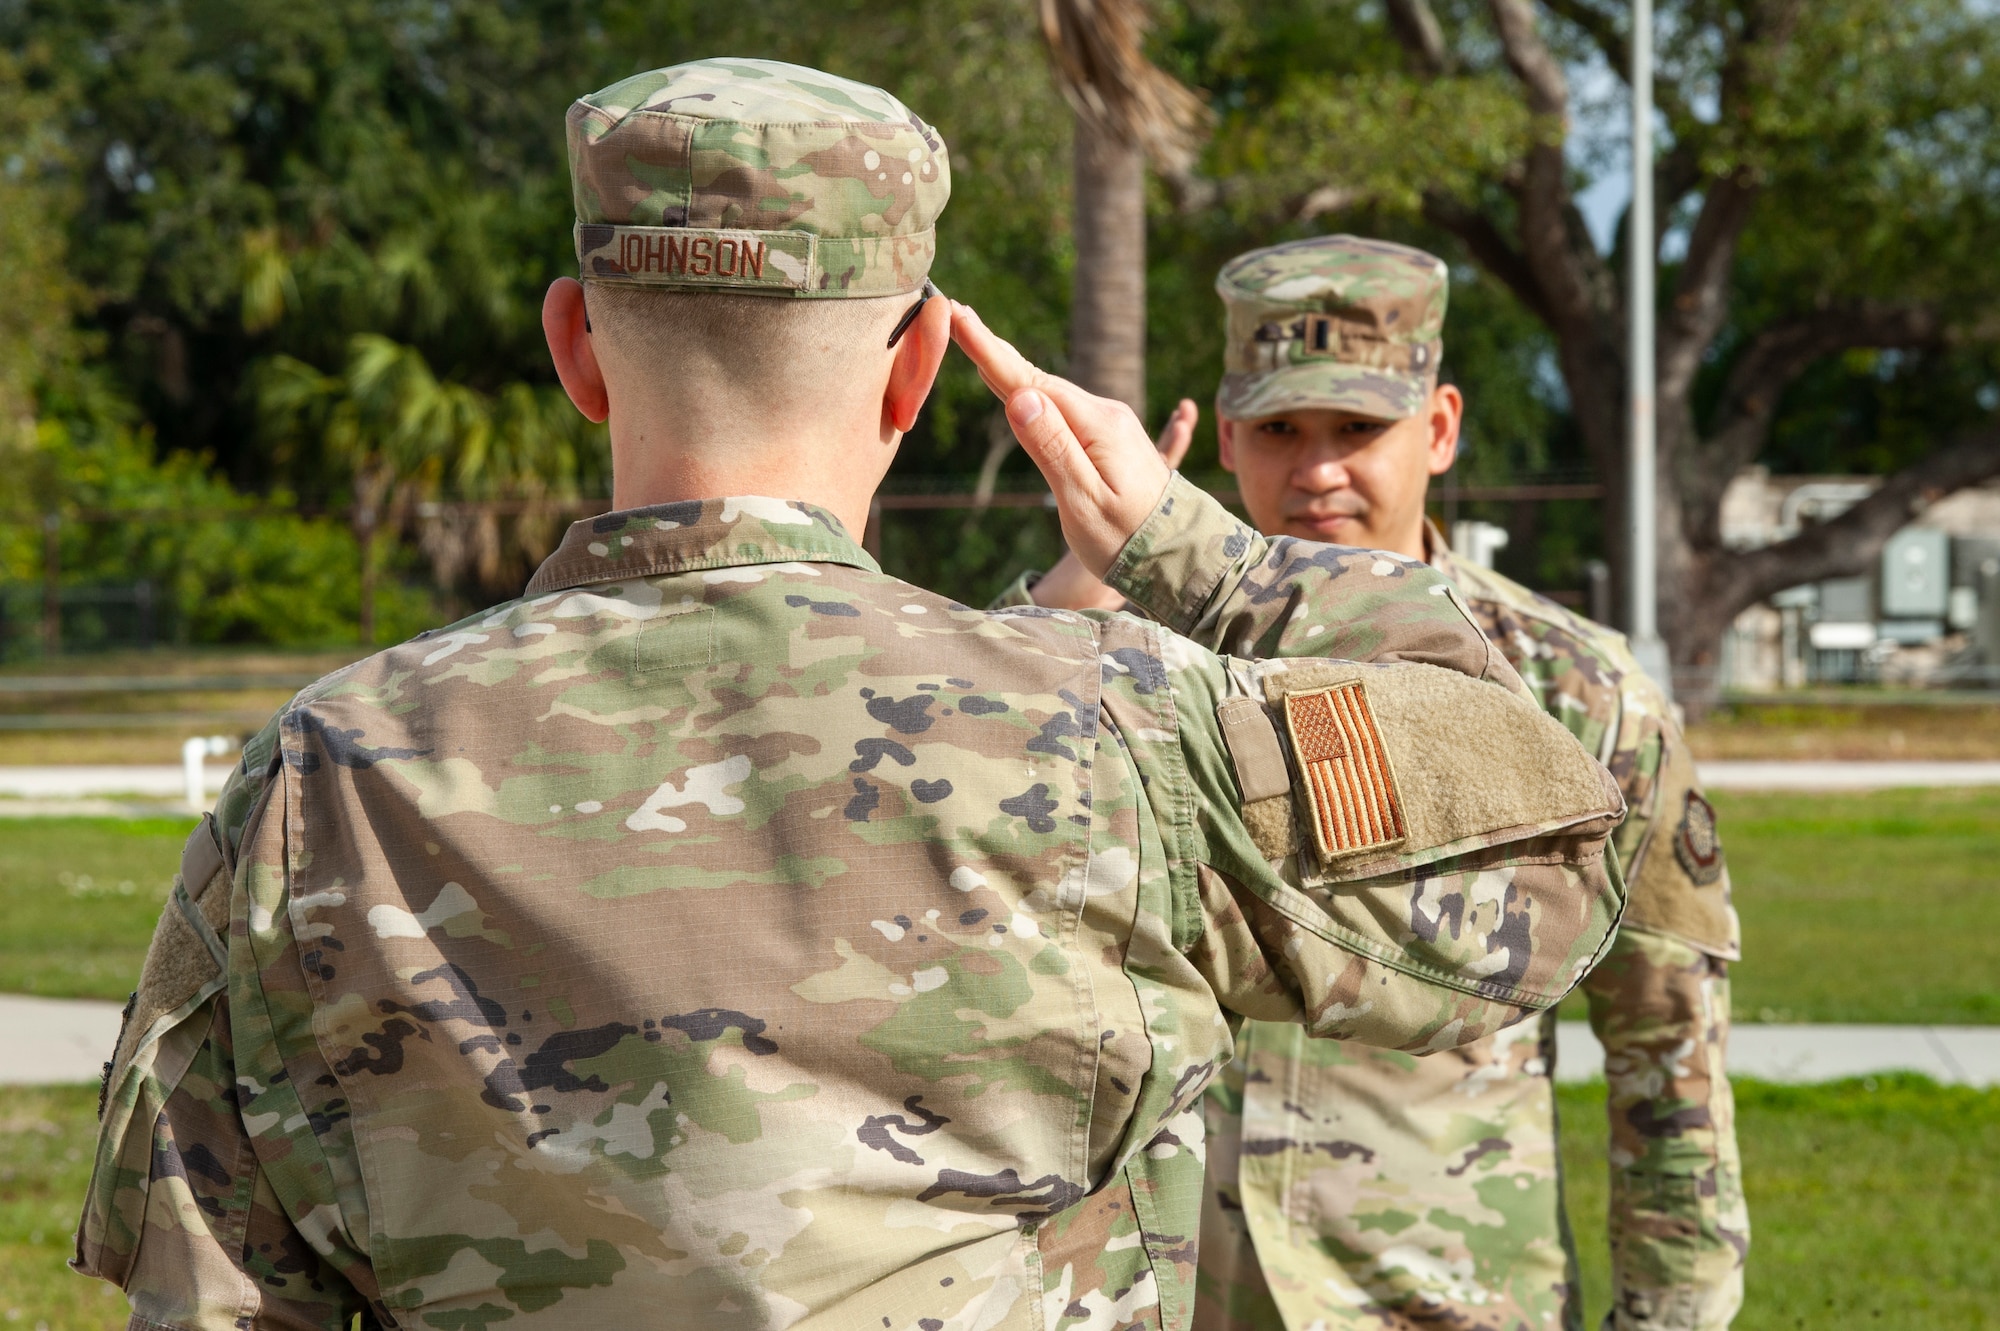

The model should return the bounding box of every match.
[1282,681,1406,860]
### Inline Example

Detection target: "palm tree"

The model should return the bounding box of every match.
[1037,0,1208,416]
[256,336,595,642]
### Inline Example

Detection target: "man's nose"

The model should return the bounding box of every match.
[1294,448,1350,490]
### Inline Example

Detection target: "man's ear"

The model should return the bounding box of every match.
[1426,383,1464,477]
[883,294,951,437]
[1216,411,1239,473]
[543,278,609,424]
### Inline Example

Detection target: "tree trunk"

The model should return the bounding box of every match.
[41,513,60,655]
[1556,329,1726,701]
[353,464,391,647]
[1068,112,1148,417]
[1548,331,1631,617]
[356,510,378,647]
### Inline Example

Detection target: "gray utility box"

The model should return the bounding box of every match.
[1881,527,1950,618]
[1819,576,1873,623]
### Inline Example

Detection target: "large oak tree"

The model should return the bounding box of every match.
[1200,0,2000,689]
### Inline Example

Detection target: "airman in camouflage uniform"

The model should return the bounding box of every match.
[1011,235,1746,1331]
[74,71,1629,1331]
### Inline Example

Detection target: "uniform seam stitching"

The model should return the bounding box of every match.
[220,1022,264,1329]
[607,109,927,133]
[526,548,876,595]
[1145,619,1202,954]
[1022,1227,1046,1331]
[84,1000,223,1291]
[268,705,388,1290]
[1064,614,1108,1199]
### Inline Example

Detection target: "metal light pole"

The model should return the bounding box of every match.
[1627,0,1673,696]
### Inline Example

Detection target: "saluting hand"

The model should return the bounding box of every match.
[1022,400,1198,611]
[950,301,1183,579]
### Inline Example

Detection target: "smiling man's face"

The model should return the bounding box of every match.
[1217,385,1463,560]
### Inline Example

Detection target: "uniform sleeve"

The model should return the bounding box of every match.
[1581,933,1747,1330]
[74,713,368,1330]
[1102,473,1524,696]
[1583,699,1747,1330]
[989,569,1043,609]
[1087,476,1618,1051]
[1155,639,1623,1052]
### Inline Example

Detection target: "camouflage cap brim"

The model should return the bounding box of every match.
[1218,361,1436,423]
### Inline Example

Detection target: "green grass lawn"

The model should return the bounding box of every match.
[1554,785,2000,1025]
[0,818,195,1001]
[1717,787,2000,1025]
[1560,1075,2000,1329]
[0,1085,127,1331]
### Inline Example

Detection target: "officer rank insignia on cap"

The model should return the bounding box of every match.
[1673,790,1725,885]
[1215,235,1448,422]
[1282,681,1406,860]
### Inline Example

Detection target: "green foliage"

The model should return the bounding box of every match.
[1696,0,2000,471]
[1,0,1611,613]
[1186,0,2000,518]
[1758,342,2000,478]
[0,44,83,445]
[7,0,1997,622]
[1,421,435,651]
[1,0,1090,603]
[1219,72,1534,216]
[1730,0,2000,310]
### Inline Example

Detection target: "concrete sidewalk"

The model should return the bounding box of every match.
[1555,1021,2000,1086]
[3,760,1998,806]
[1699,760,2000,790]
[0,765,235,800]
[2,994,123,1086]
[5,992,1996,1087]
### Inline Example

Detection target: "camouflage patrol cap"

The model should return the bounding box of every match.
[1216,235,1448,421]
[568,58,949,298]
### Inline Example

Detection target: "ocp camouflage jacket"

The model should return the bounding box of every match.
[1194,536,1746,1331]
[77,478,1624,1331]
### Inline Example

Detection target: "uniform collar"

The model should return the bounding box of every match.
[1421,516,1460,581]
[525,495,878,595]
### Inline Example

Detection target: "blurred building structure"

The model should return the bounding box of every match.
[1715,468,2000,690]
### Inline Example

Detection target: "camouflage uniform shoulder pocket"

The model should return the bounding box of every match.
[1259,660,1625,881]
[75,813,234,1285]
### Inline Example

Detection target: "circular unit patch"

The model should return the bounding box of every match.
[1673,790,1724,886]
